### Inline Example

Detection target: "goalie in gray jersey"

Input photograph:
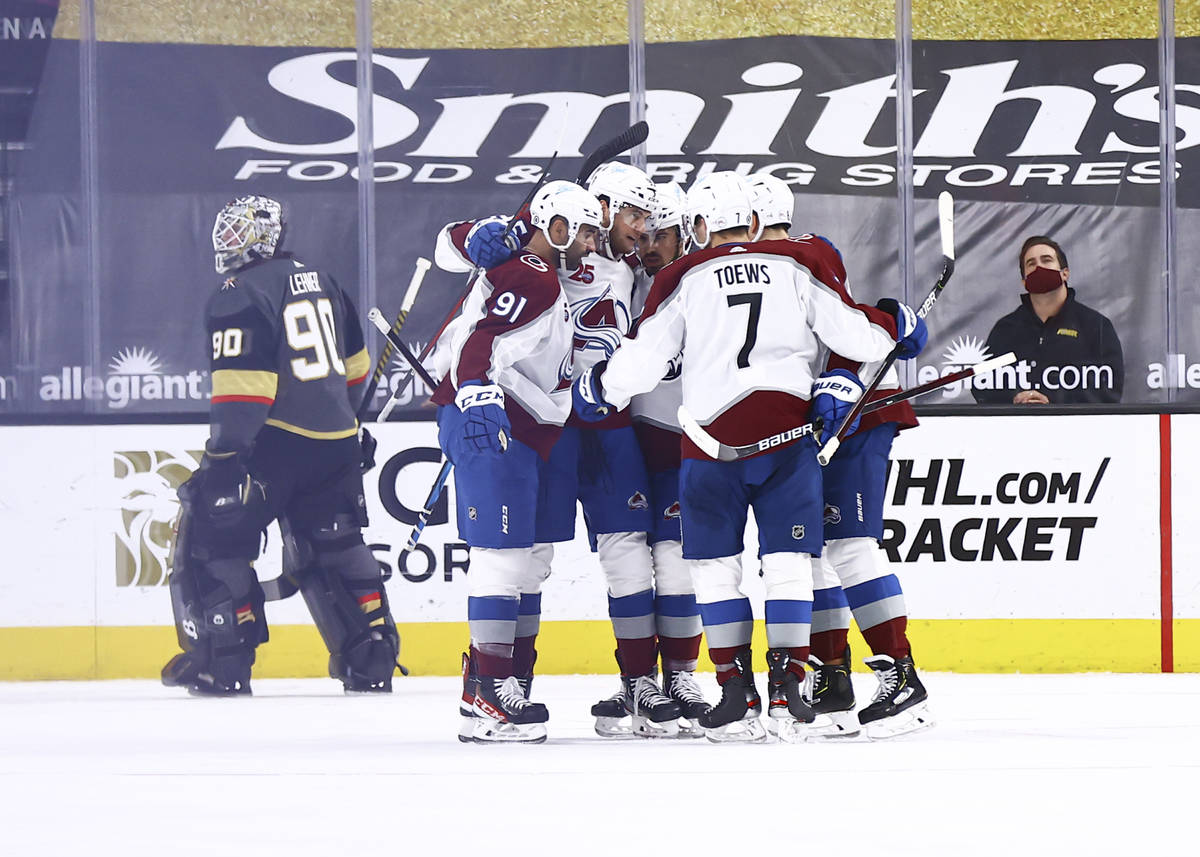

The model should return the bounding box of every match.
[162,195,398,697]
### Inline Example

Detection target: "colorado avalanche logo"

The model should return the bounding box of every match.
[663,501,681,520]
[823,504,842,525]
[663,350,683,382]
[571,289,630,358]
[627,491,649,511]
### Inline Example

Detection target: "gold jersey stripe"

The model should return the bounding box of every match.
[345,347,371,385]
[264,418,359,440]
[212,369,278,400]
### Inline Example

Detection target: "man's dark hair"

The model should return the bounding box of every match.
[1019,235,1068,275]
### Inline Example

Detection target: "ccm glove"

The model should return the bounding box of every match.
[876,297,928,360]
[455,380,511,456]
[466,216,521,269]
[359,426,378,475]
[572,361,613,422]
[811,369,865,445]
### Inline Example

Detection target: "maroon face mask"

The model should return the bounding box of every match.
[1024,265,1064,294]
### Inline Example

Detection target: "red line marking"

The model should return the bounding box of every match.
[1160,413,1174,674]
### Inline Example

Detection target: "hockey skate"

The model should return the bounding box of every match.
[458,651,479,743]
[858,653,934,740]
[591,671,682,738]
[698,650,767,743]
[802,650,861,739]
[162,652,252,697]
[764,649,816,743]
[472,675,549,744]
[664,668,709,738]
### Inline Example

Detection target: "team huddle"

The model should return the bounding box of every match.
[431,163,933,744]
[161,162,935,746]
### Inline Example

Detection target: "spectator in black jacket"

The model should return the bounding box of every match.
[973,235,1124,405]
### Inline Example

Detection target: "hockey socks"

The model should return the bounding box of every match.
[654,593,702,671]
[608,589,657,676]
[467,594,519,677]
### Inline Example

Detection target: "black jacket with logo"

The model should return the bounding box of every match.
[972,288,1124,404]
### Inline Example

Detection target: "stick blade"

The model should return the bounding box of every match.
[676,406,722,460]
[937,191,955,261]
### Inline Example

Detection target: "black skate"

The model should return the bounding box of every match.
[472,675,549,744]
[162,652,252,697]
[664,668,709,738]
[858,654,934,739]
[458,651,479,743]
[765,649,815,743]
[591,671,682,738]
[697,649,766,743]
[803,649,860,739]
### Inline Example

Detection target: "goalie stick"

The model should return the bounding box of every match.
[817,191,956,466]
[677,352,1016,463]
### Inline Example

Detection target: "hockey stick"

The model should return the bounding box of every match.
[260,262,433,603]
[677,351,1015,463]
[368,307,441,390]
[357,257,431,419]
[576,120,648,183]
[380,122,654,555]
[816,191,955,466]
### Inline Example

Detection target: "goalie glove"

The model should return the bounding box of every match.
[455,381,511,456]
[876,297,928,360]
[811,369,865,445]
[572,361,613,422]
[188,446,268,528]
[466,216,522,269]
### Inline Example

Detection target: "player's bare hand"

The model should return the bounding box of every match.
[1013,390,1050,404]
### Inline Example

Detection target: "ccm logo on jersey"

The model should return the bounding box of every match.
[756,423,816,452]
[714,262,771,287]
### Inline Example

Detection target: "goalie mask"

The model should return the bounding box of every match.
[746,174,794,241]
[685,172,753,249]
[212,195,284,274]
[586,162,657,230]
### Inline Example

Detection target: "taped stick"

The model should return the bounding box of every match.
[357,257,431,420]
[677,352,1014,464]
[817,191,955,466]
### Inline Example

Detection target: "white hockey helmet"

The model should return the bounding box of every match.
[529,180,604,252]
[746,173,794,240]
[212,195,284,274]
[648,181,692,253]
[685,171,753,248]
[586,161,657,229]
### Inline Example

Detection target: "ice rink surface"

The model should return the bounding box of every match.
[2,672,1196,857]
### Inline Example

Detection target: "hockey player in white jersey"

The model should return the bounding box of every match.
[600,181,710,733]
[747,174,933,740]
[432,181,602,744]
[572,171,928,742]
[435,163,686,738]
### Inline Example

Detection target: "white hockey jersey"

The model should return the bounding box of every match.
[601,237,899,459]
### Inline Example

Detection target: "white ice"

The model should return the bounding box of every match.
[2,673,1197,856]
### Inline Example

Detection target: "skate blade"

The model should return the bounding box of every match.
[808,709,862,740]
[703,717,768,744]
[864,702,935,741]
[629,715,681,739]
[458,715,477,744]
[593,716,641,739]
[472,720,548,744]
[766,715,816,744]
[675,718,705,739]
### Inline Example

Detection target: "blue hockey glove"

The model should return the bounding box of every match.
[455,381,511,456]
[466,216,521,269]
[876,297,927,360]
[572,361,614,422]
[811,369,865,445]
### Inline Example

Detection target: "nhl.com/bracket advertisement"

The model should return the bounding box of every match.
[0,415,1169,636]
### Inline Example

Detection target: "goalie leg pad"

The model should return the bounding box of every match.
[295,520,399,693]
